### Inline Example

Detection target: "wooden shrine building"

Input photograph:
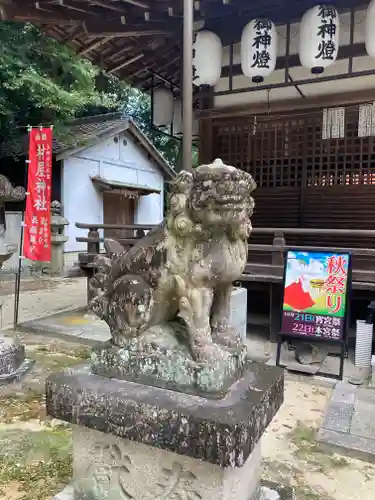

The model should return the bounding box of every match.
[4,1,375,243]
[4,0,375,336]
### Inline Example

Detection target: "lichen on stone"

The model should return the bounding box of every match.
[87,159,256,391]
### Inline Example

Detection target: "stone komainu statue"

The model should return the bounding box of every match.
[89,159,256,363]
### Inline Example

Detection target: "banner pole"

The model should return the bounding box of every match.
[13,127,32,329]
[13,230,24,328]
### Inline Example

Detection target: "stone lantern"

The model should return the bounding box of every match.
[0,174,25,267]
[48,200,69,276]
[0,174,34,384]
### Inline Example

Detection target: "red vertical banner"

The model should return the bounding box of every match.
[23,128,53,262]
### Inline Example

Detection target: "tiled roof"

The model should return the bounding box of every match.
[1,113,175,180]
[52,112,128,155]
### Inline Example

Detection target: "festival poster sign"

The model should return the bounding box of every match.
[23,128,53,262]
[280,250,351,341]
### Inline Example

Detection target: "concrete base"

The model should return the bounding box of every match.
[371,355,375,387]
[62,426,262,500]
[318,381,375,462]
[52,427,296,500]
[52,486,290,500]
[230,286,247,344]
[46,363,283,468]
[52,471,294,500]
[47,361,285,498]
[52,484,295,500]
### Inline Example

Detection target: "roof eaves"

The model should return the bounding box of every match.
[127,120,176,180]
[55,120,130,161]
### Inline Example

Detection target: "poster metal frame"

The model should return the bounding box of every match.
[275,248,352,381]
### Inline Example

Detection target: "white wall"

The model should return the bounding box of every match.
[62,130,164,252]
[214,8,375,108]
[135,192,164,226]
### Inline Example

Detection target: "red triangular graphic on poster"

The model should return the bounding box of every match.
[284,278,315,310]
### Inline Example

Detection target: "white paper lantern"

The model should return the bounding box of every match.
[192,30,222,87]
[241,19,277,83]
[365,0,375,58]
[152,87,173,127]
[299,5,339,74]
[172,99,182,136]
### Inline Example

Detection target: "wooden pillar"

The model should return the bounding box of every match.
[198,86,214,164]
[270,231,286,342]
[271,231,285,267]
[182,0,194,172]
[270,285,283,343]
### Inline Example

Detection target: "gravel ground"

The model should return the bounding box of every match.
[0,276,374,500]
[0,331,374,500]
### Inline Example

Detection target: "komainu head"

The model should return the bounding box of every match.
[167,158,256,240]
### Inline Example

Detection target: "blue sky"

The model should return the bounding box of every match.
[285,250,349,289]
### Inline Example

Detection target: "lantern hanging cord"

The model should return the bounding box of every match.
[12,124,55,130]
[246,100,375,123]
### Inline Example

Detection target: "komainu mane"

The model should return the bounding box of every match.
[89,158,256,363]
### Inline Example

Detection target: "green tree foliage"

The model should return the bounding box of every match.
[121,88,183,167]
[0,22,99,138]
[85,75,198,168]
[0,21,197,168]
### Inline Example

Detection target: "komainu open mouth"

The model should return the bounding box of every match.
[216,195,243,205]
[211,194,245,212]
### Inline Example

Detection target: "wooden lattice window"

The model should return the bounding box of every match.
[213,105,375,188]
[214,123,252,173]
[252,118,305,188]
[304,109,375,187]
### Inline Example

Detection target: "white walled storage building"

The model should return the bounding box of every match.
[56,113,175,253]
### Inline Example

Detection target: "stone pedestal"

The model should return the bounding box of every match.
[47,362,284,500]
[0,337,34,384]
[371,355,375,386]
[230,286,247,344]
[60,426,262,500]
[90,328,247,397]
[45,160,289,499]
